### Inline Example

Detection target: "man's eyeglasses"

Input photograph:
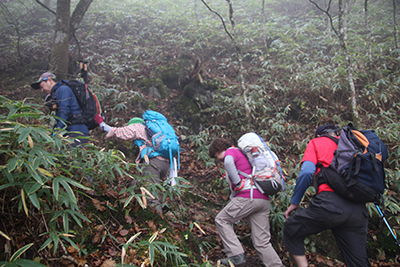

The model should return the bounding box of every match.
[40,77,49,82]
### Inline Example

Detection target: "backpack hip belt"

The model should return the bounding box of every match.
[69,113,85,125]
[237,166,281,200]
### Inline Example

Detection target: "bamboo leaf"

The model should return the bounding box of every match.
[63,212,69,233]
[0,231,11,240]
[38,237,52,251]
[148,231,158,243]
[27,134,34,149]
[149,243,155,267]
[17,127,32,143]
[53,178,60,200]
[10,243,33,262]
[193,222,206,235]
[67,210,90,224]
[60,180,77,204]
[60,177,91,191]
[20,189,28,217]
[28,193,40,210]
[14,259,47,267]
[7,158,19,172]
[30,172,44,186]
[0,128,14,131]
[37,167,53,178]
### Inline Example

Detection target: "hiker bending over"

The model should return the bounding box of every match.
[209,138,283,267]
[31,72,89,147]
[283,124,371,267]
[95,114,170,215]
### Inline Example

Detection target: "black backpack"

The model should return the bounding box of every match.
[316,123,388,203]
[66,80,102,130]
[45,80,102,130]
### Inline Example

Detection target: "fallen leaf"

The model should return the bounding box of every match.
[134,222,140,232]
[92,199,106,211]
[108,247,118,256]
[67,245,78,254]
[106,188,119,199]
[120,229,129,236]
[326,260,334,266]
[133,204,141,213]
[76,257,87,267]
[125,214,133,224]
[100,259,116,267]
[147,221,157,231]
[94,225,104,231]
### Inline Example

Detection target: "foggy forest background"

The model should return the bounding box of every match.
[0,0,400,266]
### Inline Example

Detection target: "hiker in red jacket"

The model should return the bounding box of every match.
[209,138,283,267]
[283,125,371,267]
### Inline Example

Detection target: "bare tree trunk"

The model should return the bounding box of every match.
[50,0,70,79]
[38,0,92,78]
[194,0,199,20]
[343,0,348,41]
[262,0,267,53]
[393,0,398,49]
[339,0,361,128]
[340,0,361,128]
[310,0,361,128]
[364,0,372,64]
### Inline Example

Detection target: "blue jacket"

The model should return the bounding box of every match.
[52,80,89,135]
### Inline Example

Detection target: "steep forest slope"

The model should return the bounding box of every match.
[0,0,400,266]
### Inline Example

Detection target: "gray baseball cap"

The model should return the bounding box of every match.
[31,72,56,90]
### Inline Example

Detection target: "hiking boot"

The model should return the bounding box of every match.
[220,253,246,266]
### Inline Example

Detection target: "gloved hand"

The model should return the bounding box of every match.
[233,179,245,191]
[94,114,104,125]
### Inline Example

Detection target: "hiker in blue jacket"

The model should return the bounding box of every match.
[283,125,371,267]
[31,72,89,147]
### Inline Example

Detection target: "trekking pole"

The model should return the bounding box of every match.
[79,60,89,99]
[79,60,88,84]
[375,203,400,247]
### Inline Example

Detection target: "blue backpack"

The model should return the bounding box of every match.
[316,123,388,203]
[134,110,180,170]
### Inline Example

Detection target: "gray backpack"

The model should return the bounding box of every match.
[236,132,285,198]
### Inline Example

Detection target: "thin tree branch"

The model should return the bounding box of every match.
[0,2,22,64]
[34,0,56,16]
[227,0,234,31]
[309,0,340,37]
[200,0,250,119]
[200,0,234,41]
[393,0,398,48]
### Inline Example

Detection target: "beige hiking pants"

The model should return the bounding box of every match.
[215,197,284,267]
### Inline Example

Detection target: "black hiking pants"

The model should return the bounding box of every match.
[283,191,371,267]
